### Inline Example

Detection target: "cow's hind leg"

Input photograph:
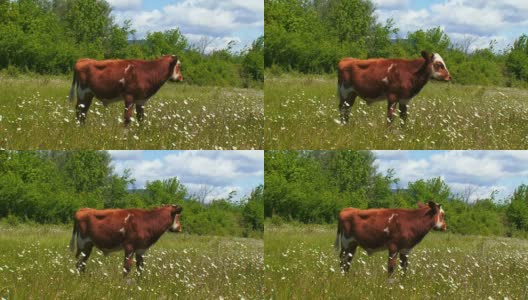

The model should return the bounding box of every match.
[339,92,356,125]
[399,103,408,125]
[123,245,134,276]
[340,242,358,273]
[387,244,399,280]
[399,252,408,272]
[123,95,135,127]
[76,244,93,272]
[386,94,398,125]
[135,253,144,273]
[76,94,93,124]
[135,104,145,122]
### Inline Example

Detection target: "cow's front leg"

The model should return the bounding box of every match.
[399,103,408,125]
[123,246,134,276]
[387,244,398,278]
[387,94,398,125]
[135,104,145,122]
[123,95,135,127]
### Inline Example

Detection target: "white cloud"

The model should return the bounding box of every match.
[373,0,410,9]
[375,0,528,52]
[374,151,528,202]
[112,0,263,52]
[109,151,263,201]
[107,0,142,11]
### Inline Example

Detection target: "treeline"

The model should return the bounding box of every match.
[265,0,528,88]
[265,151,528,238]
[0,0,263,88]
[0,151,264,238]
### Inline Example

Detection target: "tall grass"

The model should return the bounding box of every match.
[0,224,263,299]
[0,75,263,150]
[265,74,528,149]
[265,223,528,299]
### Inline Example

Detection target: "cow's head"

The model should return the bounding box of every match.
[428,201,447,231]
[168,204,183,232]
[422,51,451,81]
[169,55,183,82]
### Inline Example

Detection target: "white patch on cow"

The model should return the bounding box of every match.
[339,83,355,99]
[388,64,395,71]
[432,54,448,71]
[77,86,92,101]
[119,227,125,234]
[430,53,449,80]
[171,216,181,232]
[381,77,389,84]
[383,226,390,234]
[124,214,131,223]
[388,213,397,223]
[341,234,356,249]
[125,64,132,73]
[170,60,183,81]
[119,78,125,85]
[435,207,445,229]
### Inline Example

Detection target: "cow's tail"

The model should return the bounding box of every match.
[68,70,77,102]
[69,218,77,253]
[334,219,342,252]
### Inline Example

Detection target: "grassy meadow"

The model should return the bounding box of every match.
[0,224,263,299]
[265,224,528,300]
[0,75,263,150]
[265,74,528,149]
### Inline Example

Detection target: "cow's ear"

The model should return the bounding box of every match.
[421,50,430,61]
[428,201,437,212]
[172,205,183,214]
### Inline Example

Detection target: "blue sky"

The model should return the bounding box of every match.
[107,0,263,52]
[373,0,528,52]
[108,150,263,202]
[373,150,528,202]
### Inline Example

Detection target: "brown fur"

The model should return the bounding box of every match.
[70,205,183,275]
[69,55,183,126]
[335,201,446,277]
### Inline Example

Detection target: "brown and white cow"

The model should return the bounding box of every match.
[69,205,183,275]
[337,51,451,125]
[68,55,183,126]
[335,201,446,277]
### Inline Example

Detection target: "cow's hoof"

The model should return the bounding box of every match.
[334,118,346,126]
[386,277,398,284]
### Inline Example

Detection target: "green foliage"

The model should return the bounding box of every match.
[0,0,263,88]
[506,184,528,231]
[265,150,528,237]
[265,0,528,87]
[0,151,263,238]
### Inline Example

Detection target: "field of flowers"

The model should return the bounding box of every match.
[265,74,528,149]
[0,76,263,150]
[0,224,263,299]
[265,224,528,300]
